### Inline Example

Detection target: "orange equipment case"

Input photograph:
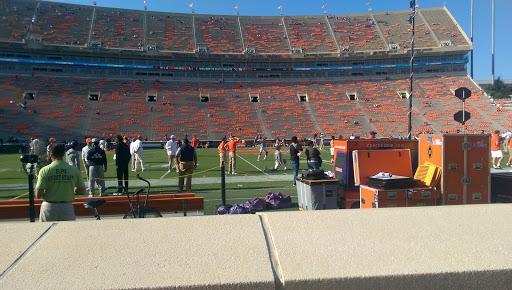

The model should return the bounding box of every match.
[418,134,490,205]
[360,185,441,209]
[332,139,418,209]
[360,185,407,208]
[352,149,413,186]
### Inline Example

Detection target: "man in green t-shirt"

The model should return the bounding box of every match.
[35,143,86,222]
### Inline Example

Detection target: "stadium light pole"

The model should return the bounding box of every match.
[408,0,416,140]
[470,0,473,78]
[492,0,495,85]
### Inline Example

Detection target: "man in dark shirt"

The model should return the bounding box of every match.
[114,135,131,195]
[175,138,197,191]
[87,138,107,197]
[289,136,303,186]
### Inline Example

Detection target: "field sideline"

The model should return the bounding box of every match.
[1,145,508,215]
[0,146,333,215]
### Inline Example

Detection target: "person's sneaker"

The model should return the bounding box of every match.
[257,158,260,161]
[264,156,267,160]
[232,172,238,174]
[228,171,231,175]
[497,166,502,169]
[507,163,510,166]
[168,170,171,173]
[88,194,93,197]
[293,183,296,187]
[176,169,179,172]
[142,169,147,172]
[493,165,497,169]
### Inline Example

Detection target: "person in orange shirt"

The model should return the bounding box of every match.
[218,136,227,167]
[491,130,503,169]
[190,134,199,148]
[226,136,240,174]
[366,131,377,139]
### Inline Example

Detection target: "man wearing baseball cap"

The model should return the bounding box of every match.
[367,131,377,139]
[82,138,93,181]
[66,140,81,172]
[46,137,57,164]
[36,144,85,221]
[86,138,107,197]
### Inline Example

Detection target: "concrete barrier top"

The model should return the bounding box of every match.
[1,204,512,289]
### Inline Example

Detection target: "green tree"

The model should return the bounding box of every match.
[485,77,512,99]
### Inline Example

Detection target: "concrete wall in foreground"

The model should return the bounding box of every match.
[1,204,512,289]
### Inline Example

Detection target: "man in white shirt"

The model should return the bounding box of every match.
[133,135,146,171]
[82,138,93,181]
[129,138,136,171]
[500,130,512,153]
[165,135,179,172]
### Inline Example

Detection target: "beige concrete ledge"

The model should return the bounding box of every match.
[1,204,512,289]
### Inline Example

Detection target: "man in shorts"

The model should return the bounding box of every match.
[257,136,268,161]
[491,130,504,169]
[36,144,85,222]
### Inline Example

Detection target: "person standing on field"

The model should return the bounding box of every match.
[190,134,199,148]
[218,136,227,167]
[175,138,197,191]
[226,135,240,174]
[133,135,146,171]
[82,138,93,181]
[491,130,503,169]
[289,136,303,186]
[165,135,178,172]
[114,135,131,195]
[66,141,80,172]
[36,144,85,222]
[87,138,107,197]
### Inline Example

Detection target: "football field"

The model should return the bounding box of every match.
[0,147,333,215]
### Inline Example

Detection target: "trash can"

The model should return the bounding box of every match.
[296,177,339,210]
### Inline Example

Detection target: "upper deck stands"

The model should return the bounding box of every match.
[91,8,144,50]
[0,1,470,57]
[239,16,289,54]
[0,0,35,42]
[195,15,243,53]
[31,2,92,46]
[328,14,385,52]
[283,16,337,53]
[420,8,469,47]
[146,13,194,52]
[373,11,436,50]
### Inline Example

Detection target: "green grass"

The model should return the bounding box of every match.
[2,146,506,215]
[0,147,333,215]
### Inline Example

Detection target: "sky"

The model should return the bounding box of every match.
[49,0,511,81]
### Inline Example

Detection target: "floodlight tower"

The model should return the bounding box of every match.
[470,0,473,78]
[407,0,417,140]
[492,0,495,85]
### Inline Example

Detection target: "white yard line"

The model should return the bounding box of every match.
[238,154,268,175]
[160,170,170,179]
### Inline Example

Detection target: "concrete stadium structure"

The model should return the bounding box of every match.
[1,204,512,288]
[0,0,510,141]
